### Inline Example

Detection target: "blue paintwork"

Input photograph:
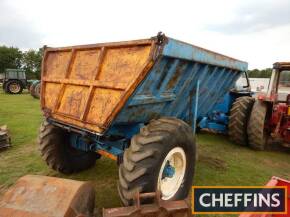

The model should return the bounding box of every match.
[162,163,175,179]
[107,38,247,138]
[70,133,91,151]
[199,114,229,133]
[193,80,200,134]
[70,37,248,157]
[210,93,235,114]
[70,133,126,157]
[197,90,252,133]
[197,93,233,133]
[162,39,248,71]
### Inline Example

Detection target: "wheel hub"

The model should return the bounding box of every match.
[9,83,20,93]
[162,162,176,179]
[158,147,186,200]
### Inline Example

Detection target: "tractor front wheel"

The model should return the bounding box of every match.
[38,120,99,174]
[247,101,268,150]
[118,117,196,205]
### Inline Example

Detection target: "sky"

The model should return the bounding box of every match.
[0,0,290,69]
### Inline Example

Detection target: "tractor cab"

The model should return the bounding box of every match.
[261,62,290,102]
[273,63,290,102]
[269,62,290,145]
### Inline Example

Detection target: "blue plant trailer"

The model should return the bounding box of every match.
[38,33,248,205]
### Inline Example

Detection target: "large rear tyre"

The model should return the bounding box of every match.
[5,80,23,94]
[247,101,268,150]
[38,120,99,174]
[228,96,255,145]
[118,117,196,206]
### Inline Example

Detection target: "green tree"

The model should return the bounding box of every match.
[248,68,272,78]
[22,48,43,79]
[0,46,22,73]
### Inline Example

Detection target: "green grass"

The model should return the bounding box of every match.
[0,89,289,216]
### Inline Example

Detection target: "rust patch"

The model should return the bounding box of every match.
[70,49,101,80]
[0,175,95,217]
[45,51,70,79]
[103,192,191,217]
[167,60,187,90]
[58,85,90,119]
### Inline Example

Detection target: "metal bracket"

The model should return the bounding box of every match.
[156,32,166,45]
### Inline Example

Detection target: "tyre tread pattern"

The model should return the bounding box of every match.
[118,117,196,206]
[247,101,268,150]
[38,120,97,174]
[228,96,255,145]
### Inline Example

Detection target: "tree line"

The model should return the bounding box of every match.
[0,46,43,79]
[0,45,287,81]
[247,68,272,78]
[248,67,290,85]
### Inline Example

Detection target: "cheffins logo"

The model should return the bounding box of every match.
[192,186,287,214]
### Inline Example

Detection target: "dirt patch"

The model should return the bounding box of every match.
[261,158,290,168]
[198,154,228,170]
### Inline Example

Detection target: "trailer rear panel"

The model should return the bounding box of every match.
[41,40,157,133]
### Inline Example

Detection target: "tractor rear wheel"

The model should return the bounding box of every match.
[228,96,255,145]
[247,101,268,150]
[118,117,196,206]
[38,120,98,174]
[5,80,23,94]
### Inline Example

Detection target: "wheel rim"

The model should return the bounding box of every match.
[157,147,186,200]
[9,83,20,93]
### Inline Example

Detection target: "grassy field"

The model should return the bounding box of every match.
[0,89,289,216]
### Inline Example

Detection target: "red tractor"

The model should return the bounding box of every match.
[247,62,290,150]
